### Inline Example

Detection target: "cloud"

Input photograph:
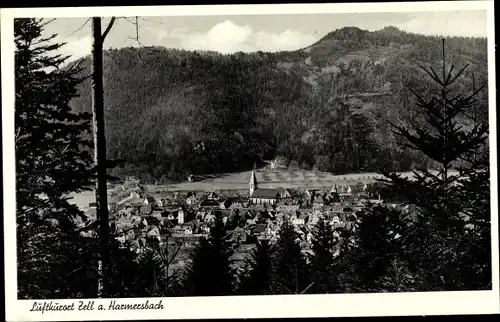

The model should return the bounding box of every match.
[254,29,317,52]
[54,36,92,62]
[156,26,188,41]
[180,20,253,53]
[394,12,487,38]
[163,20,318,54]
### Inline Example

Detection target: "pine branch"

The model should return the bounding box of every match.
[420,66,445,87]
[447,64,469,85]
[444,65,455,84]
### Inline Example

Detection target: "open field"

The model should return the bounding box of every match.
[67,168,458,209]
[146,168,458,193]
[67,191,111,210]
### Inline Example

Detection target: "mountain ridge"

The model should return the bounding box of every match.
[69,25,489,183]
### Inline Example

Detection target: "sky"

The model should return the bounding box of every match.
[41,10,488,61]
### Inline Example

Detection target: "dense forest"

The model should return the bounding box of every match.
[69,26,489,182]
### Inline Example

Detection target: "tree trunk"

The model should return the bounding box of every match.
[91,17,110,298]
[441,38,448,187]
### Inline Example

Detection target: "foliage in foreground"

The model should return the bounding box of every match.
[15,17,94,299]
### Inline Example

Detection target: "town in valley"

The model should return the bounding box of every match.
[77,163,413,273]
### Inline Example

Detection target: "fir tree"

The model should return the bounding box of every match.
[106,239,146,298]
[310,217,338,293]
[338,205,408,292]
[270,217,312,294]
[381,39,490,290]
[117,240,184,297]
[183,212,235,296]
[15,18,94,298]
[238,240,274,295]
[452,159,491,290]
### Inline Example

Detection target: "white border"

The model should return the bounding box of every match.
[2,2,499,321]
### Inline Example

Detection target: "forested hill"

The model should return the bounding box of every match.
[69,26,489,183]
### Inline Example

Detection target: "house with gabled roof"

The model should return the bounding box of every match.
[313,194,326,207]
[108,202,118,213]
[246,217,257,226]
[199,223,211,234]
[199,198,220,208]
[293,213,309,226]
[289,210,299,221]
[206,191,219,200]
[179,224,193,235]
[278,188,293,200]
[305,189,319,201]
[145,193,169,207]
[203,211,217,224]
[146,226,161,241]
[327,213,341,225]
[143,195,156,206]
[163,219,176,229]
[129,191,142,199]
[129,215,147,229]
[308,213,321,227]
[337,185,352,196]
[162,210,176,221]
[180,219,200,235]
[325,191,340,203]
[186,195,200,206]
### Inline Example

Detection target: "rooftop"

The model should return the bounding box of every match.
[250,188,280,199]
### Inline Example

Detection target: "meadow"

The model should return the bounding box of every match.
[146,168,454,193]
[69,168,458,209]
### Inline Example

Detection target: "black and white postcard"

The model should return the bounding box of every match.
[2,1,499,321]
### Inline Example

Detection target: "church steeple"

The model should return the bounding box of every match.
[249,170,258,196]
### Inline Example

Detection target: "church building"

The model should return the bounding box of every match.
[248,170,282,205]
